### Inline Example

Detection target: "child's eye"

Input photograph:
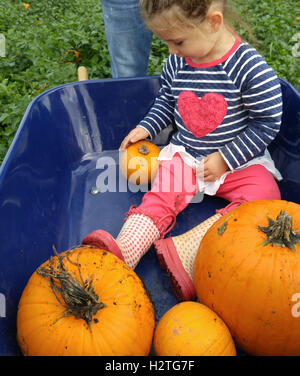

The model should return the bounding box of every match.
[175,41,183,46]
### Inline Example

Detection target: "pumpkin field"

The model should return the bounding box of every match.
[0,0,299,163]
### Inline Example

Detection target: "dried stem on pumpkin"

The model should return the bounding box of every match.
[258,210,300,251]
[138,144,149,155]
[37,247,105,325]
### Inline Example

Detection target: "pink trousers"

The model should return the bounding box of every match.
[126,153,281,237]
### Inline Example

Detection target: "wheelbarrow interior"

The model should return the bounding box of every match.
[0,75,299,355]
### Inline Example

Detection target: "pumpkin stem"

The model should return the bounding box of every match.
[37,248,105,326]
[138,144,149,155]
[258,210,300,251]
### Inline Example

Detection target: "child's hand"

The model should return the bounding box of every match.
[196,152,229,182]
[119,127,150,151]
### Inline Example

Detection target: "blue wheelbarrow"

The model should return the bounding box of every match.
[0,74,299,355]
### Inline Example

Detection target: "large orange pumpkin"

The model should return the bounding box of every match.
[194,200,300,356]
[120,140,160,185]
[153,302,236,356]
[17,246,155,356]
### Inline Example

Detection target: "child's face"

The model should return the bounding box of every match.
[149,8,221,64]
[156,25,218,64]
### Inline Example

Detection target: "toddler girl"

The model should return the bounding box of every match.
[82,0,282,301]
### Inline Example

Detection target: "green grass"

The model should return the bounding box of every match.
[0,0,299,163]
[231,0,300,87]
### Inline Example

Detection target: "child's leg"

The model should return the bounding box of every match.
[215,164,281,214]
[82,153,198,269]
[155,164,281,301]
[115,153,197,268]
[131,153,198,234]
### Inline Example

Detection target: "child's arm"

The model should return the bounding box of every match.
[119,55,178,149]
[205,44,282,170]
[196,53,283,182]
[218,56,283,171]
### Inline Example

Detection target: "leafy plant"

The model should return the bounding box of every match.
[0,0,110,162]
[231,0,300,88]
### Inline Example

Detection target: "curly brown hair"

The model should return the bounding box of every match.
[139,0,227,23]
[139,0,257,44]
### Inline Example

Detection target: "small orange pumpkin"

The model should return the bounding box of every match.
[153,302,236,356]
[194,200,300,356]
[17,246,155,356]
[120,140,160,185]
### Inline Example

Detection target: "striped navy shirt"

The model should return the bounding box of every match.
[138,38,283,170]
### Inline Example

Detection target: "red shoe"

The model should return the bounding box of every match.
[154,213,222,301]
[155,237,196,301]
[82,213,161,269]
[81,229,124,261]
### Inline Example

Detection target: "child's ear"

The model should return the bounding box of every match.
[207,11,223,33]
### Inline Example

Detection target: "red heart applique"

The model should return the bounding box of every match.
[178,91,228,138]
